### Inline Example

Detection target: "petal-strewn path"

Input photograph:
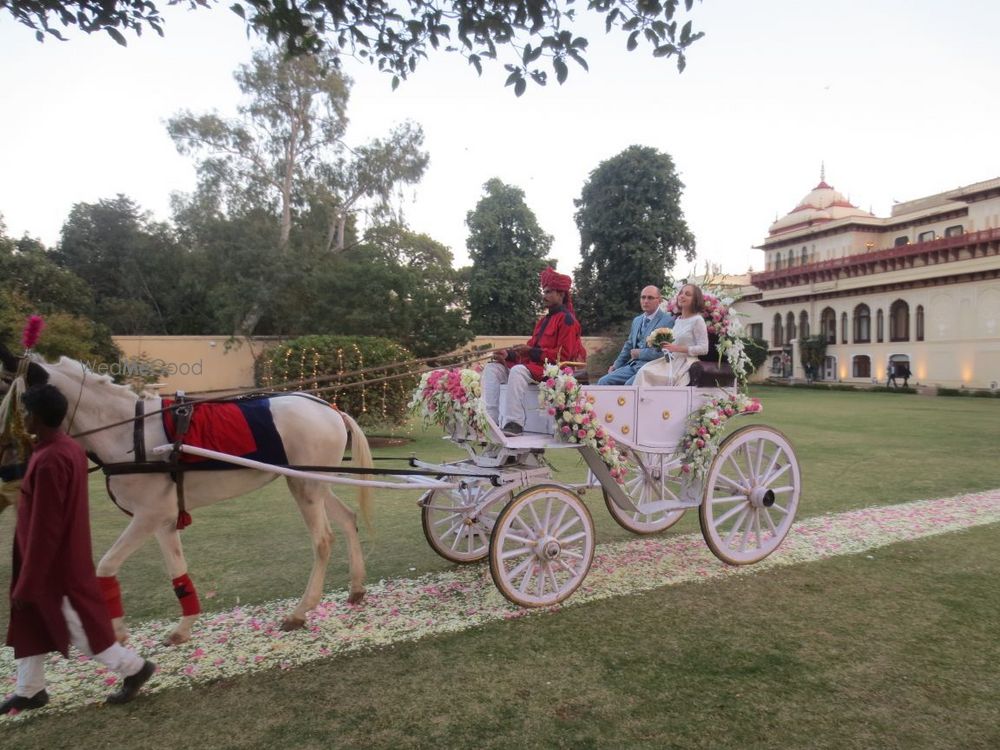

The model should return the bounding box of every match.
[4,489,1000,718]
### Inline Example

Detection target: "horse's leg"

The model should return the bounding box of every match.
[325,491,367,605]
[153,523,201,646]
[281,478,334,631]
[95,516,160,644]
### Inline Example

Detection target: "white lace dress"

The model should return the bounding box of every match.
[633,314,709,387]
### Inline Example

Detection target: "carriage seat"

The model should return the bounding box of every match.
[688,334,735,388]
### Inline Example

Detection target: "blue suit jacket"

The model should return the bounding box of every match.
[611,309,676,371]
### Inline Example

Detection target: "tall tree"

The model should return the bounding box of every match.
[54,195,192,334]
[465,178,551,335]
[167,48,427,253]
[286,224,473,356]
[573,145,695,330]
[6,0,706,93]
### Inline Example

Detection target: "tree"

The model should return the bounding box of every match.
[573,145,695,330]
[54,195,195,334]
[4,0,706,94]
[465,178,551,335]
[167,48,427,254]
[799,335,827,381]
[274,224,473,356]
[0,219,119,363]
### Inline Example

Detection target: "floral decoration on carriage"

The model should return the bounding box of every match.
[408,366,491,438]
[537,363,627,483]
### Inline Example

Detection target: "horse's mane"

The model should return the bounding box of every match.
[42,354,153,401]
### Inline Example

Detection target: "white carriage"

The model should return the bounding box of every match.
[414,381,801,608]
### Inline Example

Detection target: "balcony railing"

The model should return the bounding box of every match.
[751,227,1000,286]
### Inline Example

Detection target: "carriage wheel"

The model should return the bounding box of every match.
[699,425,800,565]
[603,449,687,534]
[420,477,512,563]
[488,484,595,608]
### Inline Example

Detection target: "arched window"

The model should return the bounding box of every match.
[916,305,925,341]
[876,309,884,343]
[841,312,848,344]
[853,304,871,343]
[801,247,808,265]
[773,314,783,347]
[821,307,836,344]
[852,356,871,378]
[890,300,910,342]
[786,312,796,341]
[774,252,782,271]
[799,311,809,339]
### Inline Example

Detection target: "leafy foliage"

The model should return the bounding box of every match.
[53,195,205,335]
[799,334,828,378]
[0,220,119,363]
[574,145,695,330]
[256,334,420,425]
[743,336,769,374]
[6,0,706,94]
[466,178,551,335]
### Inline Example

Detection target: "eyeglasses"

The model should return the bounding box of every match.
[640,295,660,300]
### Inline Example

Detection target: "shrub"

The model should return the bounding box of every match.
[256,335,420,426]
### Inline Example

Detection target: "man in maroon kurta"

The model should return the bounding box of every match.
[2,384,155,715]
[482,267,587,436]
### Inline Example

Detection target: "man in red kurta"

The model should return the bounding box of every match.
[2,384,155,715]
[482,267,587,436]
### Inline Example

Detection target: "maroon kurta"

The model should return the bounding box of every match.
[507,305,587,380]
[6,432,115,658]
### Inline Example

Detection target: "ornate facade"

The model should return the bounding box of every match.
[736,175,1000,389]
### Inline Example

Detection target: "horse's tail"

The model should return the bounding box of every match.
[338,410,374,536]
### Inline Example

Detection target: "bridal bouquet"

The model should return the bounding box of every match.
[645,327,674,348]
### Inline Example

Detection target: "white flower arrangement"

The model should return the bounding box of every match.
[677,392,763,478]
[537,364,627,483]
[408,367,490,438]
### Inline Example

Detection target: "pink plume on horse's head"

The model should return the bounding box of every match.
[22,315,44,351]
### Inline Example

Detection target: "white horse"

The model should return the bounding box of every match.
[0,344,373,645]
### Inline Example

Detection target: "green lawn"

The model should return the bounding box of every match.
[2,387,999,747]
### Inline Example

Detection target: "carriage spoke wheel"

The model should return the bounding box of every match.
[603,449,687,534]
[420,476,512,563]
[489,484,595,608]
[700,425,800,565]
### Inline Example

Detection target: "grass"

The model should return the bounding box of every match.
[2,387,999,747]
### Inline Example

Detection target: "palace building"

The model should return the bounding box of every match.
[735,174,1000,389]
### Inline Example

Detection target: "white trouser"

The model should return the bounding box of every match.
[15,596,144,697]
[482,362,534,428]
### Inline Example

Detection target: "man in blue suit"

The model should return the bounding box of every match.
[597,286,675,385]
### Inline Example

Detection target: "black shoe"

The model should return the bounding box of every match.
[0,689,49,714]
[106,660,155,705]
[502,422,523,437]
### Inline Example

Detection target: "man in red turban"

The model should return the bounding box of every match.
[482,267,587,436]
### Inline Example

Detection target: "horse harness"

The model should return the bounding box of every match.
[88,393,455,529]
[90,393,197,529]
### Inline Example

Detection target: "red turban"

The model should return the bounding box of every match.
[540,267,572,292]
[540,267,575,313]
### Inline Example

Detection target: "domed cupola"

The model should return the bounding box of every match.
[768,169,873,236]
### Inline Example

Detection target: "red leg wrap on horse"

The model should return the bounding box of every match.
[97,575,124,619]
[172,573,202,616]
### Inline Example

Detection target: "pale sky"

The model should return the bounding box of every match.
[2,0,999,276]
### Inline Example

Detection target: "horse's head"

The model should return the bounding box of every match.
[0,342,48,387]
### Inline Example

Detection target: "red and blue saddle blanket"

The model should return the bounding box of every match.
[161,397,289,469]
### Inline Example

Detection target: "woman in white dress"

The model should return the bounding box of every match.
[633,284,709,387]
